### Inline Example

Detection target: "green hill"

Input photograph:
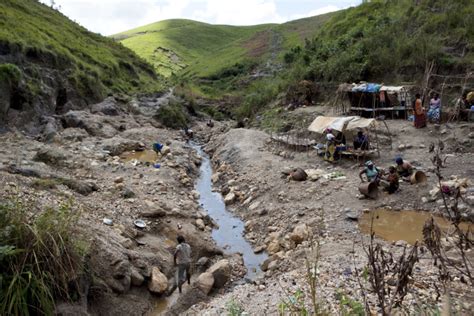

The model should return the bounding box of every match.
[0,0,162,123]
[113,14,335,78]
[284,0,474,83]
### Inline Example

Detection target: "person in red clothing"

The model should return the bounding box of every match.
[413,93,426,128]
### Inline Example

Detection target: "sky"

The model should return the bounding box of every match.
[38,0,360,35]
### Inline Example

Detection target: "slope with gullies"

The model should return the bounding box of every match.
[113,14,336,78]
[0,0,162,128]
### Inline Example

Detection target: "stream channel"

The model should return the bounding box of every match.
[191,142,268,279]
[152,143,267,314]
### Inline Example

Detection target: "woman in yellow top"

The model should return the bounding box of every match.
[414,93,426,128]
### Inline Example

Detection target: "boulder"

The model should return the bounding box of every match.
[224,192,236,205]
[148,267,168,294]
[195,219,205,230]
[101,136,145,156]
[207,259,231,288]
[267,239,281,254]
[196,272,214,294]
[90,97,120,116]
[289,224,309,244]
[33,147,69,166]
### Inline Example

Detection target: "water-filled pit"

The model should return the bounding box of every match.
[359,209,473,245]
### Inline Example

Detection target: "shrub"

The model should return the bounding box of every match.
[0,197,86,315]
[154,101,189,129]
[0,63,22,86]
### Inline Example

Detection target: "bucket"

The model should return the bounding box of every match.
[410,171,427,184]
[359,182,379,199]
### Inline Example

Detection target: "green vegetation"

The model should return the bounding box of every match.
[154,100,190,129]
[0,197,86,315]
[0,63,22,85]
[285,0,474,83]
[114,15,334,78]
[0,0,163,103]
[225,299,244,316]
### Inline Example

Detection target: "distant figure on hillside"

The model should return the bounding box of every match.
[413,93,426,128]
[353,130,369,150]
[174,235,192,294]
[427,93,441,123]
[207,119,214,128]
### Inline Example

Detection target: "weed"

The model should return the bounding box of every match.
[226,298,244,316]
[0,196,86,315]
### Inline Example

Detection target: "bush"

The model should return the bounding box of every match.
[0,63,22,86]
[0,197,86,315]
[154,101,189,129]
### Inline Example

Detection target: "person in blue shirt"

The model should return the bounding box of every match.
[359,160,380,183]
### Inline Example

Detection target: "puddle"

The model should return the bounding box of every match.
[120,150,158,163]
[359,209,473,245]
[191,142,268,279]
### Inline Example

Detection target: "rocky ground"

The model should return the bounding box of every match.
[1,97,473,315]
[186,118,474,315]
[0,97,245,315]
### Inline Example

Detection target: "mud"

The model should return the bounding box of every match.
[359,209,474,245]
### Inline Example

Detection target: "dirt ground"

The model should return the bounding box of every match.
[1,101,473,315]
[186,117,474,315]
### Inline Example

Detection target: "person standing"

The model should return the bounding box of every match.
[174,235,192,293]
[413,93,426,128]
[427,93,441,123]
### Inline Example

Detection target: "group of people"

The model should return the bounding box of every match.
[359,157,413,194]
[413,93,443,128]
[324,128,369,162]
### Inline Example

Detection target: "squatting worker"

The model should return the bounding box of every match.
[174,235,192,293]
[395,157,413,180]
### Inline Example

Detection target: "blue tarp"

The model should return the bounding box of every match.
[351,83,381,93]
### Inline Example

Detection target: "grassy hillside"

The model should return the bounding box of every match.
[285,0,474,83]
[0,0,162,115]
[113,15,335,78]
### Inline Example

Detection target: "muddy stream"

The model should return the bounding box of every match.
[191,142,268,278]
[123,143,267,314]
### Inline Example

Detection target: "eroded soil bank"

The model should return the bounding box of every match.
[1,98,473,315]
[186,119,473,315]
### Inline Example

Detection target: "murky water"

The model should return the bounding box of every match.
[359,209,473,245]
[121,150,158,163]
[191,143,268,279]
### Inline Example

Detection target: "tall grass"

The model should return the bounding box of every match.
[0,197,86,315]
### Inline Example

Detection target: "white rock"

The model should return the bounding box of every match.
[148,267,168,294]
[224,192,236,205]
[196,272,214,294]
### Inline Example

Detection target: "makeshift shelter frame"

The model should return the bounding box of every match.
[335,84,412,119]
[307,116,393,161]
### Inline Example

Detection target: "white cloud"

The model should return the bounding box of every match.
[39,0,192,35]
[192,0,284,25]
[289,5,340,21]
[37,0,358,35]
